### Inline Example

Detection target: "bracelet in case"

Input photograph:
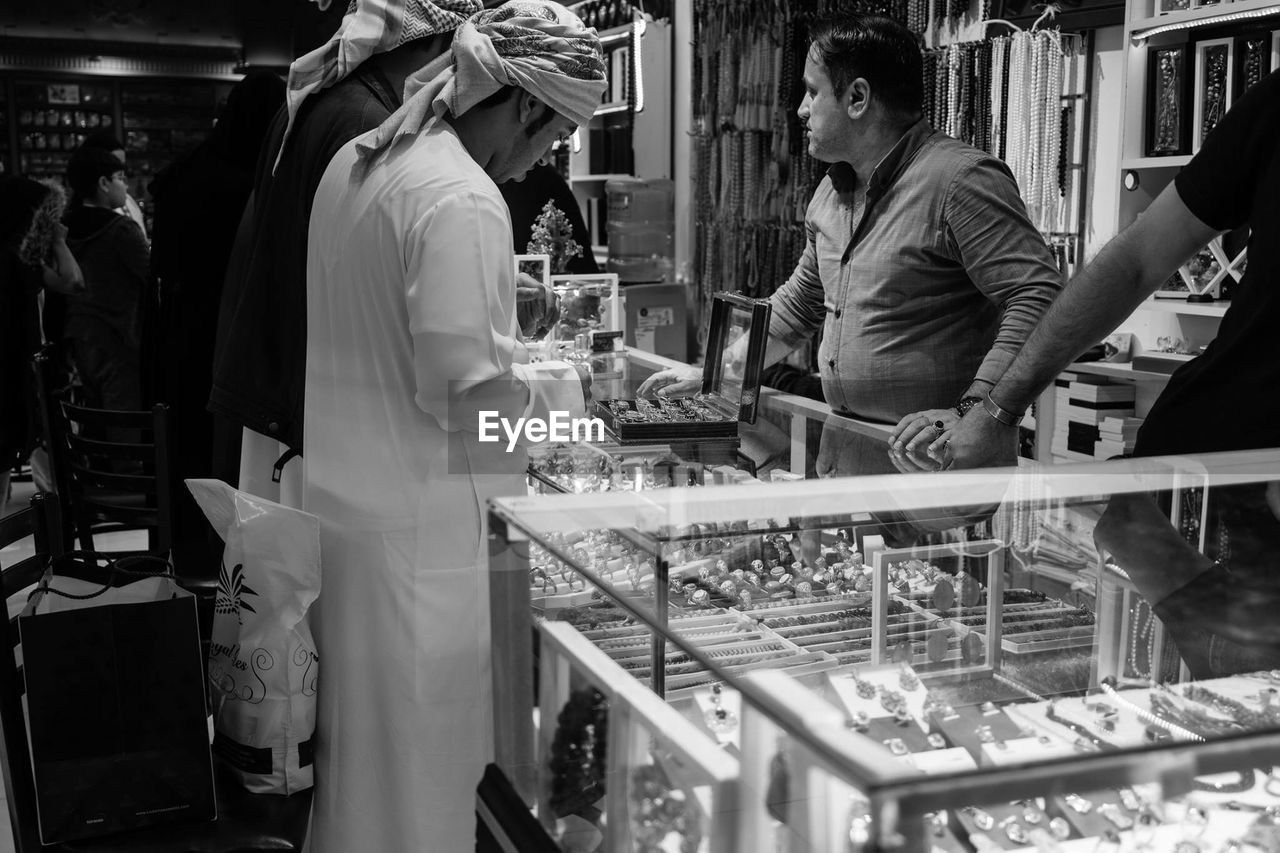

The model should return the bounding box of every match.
[982,392,1024,427]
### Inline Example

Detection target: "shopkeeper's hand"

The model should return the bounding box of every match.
[636,365,702,398]
[934,406,1017,470]
[887,441,942,474]
[516,273,559,339]
[888,408,959,458]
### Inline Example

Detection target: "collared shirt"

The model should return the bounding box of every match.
[769,119,1062,424]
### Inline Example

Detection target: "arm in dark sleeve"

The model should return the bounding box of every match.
[118,218,151,288]
[1175,69,1280,231]
[944,157,1064,388]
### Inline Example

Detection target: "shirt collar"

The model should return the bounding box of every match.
[827,117,934,196]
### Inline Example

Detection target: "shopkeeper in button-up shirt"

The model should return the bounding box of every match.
[642,14,1060,473]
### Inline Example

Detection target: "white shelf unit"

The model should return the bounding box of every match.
[1141,298,1228,316]
[1096,0,1277,447]
[568,18,672,254]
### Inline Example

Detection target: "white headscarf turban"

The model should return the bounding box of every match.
[355,0,607,165]
[275,0,483,171]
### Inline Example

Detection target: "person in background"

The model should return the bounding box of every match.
[62,148,148,414]
[148,70,285,571]
[81,130,148,239]
[639,14,1061,478]
[210,0,482,499]
[0,177,82,515]
[302,3,603,848]
[941,70,1280,676]
[501,159,600,274]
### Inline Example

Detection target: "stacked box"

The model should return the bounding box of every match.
[1051,373,1136,460]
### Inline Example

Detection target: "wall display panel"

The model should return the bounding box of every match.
[11,78,115,184]
[1192,38,1234,152]
[1145,44,1193,157]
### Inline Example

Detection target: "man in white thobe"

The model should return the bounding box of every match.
[301,4,606,851]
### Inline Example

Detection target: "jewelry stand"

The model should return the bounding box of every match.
[870,539,1005,679]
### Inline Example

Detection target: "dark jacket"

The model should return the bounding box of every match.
[0,253,41,468]
[63,206,147,352]
[149,70,284,557]
[209,60,411,453]
[500,162,599,274]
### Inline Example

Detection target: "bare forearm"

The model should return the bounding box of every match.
[990,233,1158,411]
[42,241,83,293]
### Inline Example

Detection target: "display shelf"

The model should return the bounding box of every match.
[1063,361,1172,382]
[1128,0,1280,36]
[1140,298,1229,316]
[571,173,633,183]
[1120,154,1192,169]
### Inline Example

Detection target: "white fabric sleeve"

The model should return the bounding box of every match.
[404,190,585,438]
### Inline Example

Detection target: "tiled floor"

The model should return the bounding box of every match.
[0,478,150,852]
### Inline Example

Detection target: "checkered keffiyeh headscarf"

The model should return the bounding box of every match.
[355,0,607,165]
[275,0,482,171]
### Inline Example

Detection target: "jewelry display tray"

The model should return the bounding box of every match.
[594,291,771,444]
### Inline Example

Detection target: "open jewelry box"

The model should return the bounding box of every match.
[595,291,771,443]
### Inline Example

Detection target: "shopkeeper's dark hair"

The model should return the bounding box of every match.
[807,14,924,124]
[66,147,124,205]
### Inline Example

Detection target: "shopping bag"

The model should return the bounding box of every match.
[186,479,320,795]
[18,553,216,844]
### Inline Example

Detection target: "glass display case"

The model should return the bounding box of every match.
[489,449,1280,851]
[526,346,891,495]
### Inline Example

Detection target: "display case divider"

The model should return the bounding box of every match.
[651,554,669,698]
[488,511,539,804]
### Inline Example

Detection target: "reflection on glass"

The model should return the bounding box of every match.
[628,760,705,852]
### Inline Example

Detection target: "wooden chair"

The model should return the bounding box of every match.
[0,494,312,852]
[32,347,172,556]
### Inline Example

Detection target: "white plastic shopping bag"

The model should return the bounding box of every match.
[186,479,320,794]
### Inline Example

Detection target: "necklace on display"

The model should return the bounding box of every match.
[1044,702,1118,751]
[1099,678,1204,743]
[1191,768,1256,794]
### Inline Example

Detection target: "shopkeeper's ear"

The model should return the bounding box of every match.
[96,174,113,200]
[845,79,872,120]
[517,92,545,127]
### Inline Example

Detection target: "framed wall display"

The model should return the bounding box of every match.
[1153,235,1246,300]
[1192,38,1234,152]
[1155,0,1190,14]
[1145,45,1192,157]
[1234,34,1273,100]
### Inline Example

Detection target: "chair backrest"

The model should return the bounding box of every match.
[0,494,63,853]
[32,348,173,557]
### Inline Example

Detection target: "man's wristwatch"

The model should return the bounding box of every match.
[955,396,984,418]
